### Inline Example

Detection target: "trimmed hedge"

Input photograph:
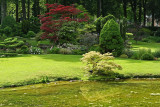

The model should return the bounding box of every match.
[0,53,18,57]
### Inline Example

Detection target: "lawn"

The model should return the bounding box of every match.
[1,54,160,87]
[132,41,160,51]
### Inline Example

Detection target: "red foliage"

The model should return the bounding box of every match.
[39,3,89,43]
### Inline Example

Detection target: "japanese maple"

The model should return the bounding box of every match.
[39,3,89,44]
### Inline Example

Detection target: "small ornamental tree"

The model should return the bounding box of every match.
[100,19,124,56]
[81,51,122,78]
[39,3,89,44]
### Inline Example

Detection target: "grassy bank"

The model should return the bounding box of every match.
[132,41,160,51]
[0,54,160,87]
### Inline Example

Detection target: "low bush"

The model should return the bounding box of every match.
[29,46,43,54]
[89,45,100,52]
[16,45,29,54]
[0,53,18,57]
[119,54,128,58]
[153,50,160,58]
[79,33,99,48]
[72,49,85,55]
[48,47,60,54]
[81,51,122,80]
[26,31,36,38]
[132,48,152,60]
[3,26,12,36]
[59,48,72,54]
[141,53,154,60]
[1,16,16,28]
[122,49,134,58]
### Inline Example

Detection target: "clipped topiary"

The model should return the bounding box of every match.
[100,19,124,56]
[26,31,36,38]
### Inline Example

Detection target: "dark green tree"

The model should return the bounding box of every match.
[100,19,124,56]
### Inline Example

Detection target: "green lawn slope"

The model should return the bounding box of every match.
[0,54,160,87]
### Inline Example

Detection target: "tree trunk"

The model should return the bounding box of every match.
[152,10,155,27]
[139,0,142,25]
[63,0,67,5]
[101,0,104,17]
[123,0,127,18]
[21,0,26,20]
[1,0,7,24]
[143,0,147,26]
[27,0,30,19]
[16,0,19,22]
[130,0,137,24]
[46,0,49,12]
[97,0,102,17]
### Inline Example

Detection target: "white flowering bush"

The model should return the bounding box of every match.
[81,51,122,76]
[29,46,42,54]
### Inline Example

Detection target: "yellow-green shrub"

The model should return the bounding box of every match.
[81,51,122,76]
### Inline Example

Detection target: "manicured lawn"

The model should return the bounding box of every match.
[132,41,160,51]
[0,54,160,87]
[0,54,84,87]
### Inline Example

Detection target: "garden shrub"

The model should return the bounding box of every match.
[1,16,16,28]
[155,29,160,37]
[48,47,60,54]
[79,33,99,48]
[22,20,30,34]
[12,23,23,37]
[100,19,124,56]
[101,14,116,28]
[26,31,36,38]
[0,37,24,50]
[122,48,134,58]
[29,46,43,54]
[131,48,152,60]
[57,43,86,55]
[0,53,18,57]
[17,45,29,54]
[153,50,160,58]
[78,24,96,34]
[59,48,72,54]
[89,45,100,52]
[3,26,12,36]
[72,49,85,55]
[119,54,128,58]
[35,31,44,41]
[58,22,78,45]
[141,53,154,60]
[81,51,122,78]
[29,17,41,33]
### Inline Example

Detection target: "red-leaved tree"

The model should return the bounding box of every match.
[39,3,89,44]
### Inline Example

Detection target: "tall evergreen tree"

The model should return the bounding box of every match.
[1,0,7,24]
[21,0,26,20]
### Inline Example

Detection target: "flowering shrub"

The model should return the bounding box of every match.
[29,46,42,54]
[39,3,89,44]
[81,51,122,76]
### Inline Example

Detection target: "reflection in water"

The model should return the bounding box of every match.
[0,80,160,106]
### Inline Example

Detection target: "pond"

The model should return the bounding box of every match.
[0,79,160,106]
